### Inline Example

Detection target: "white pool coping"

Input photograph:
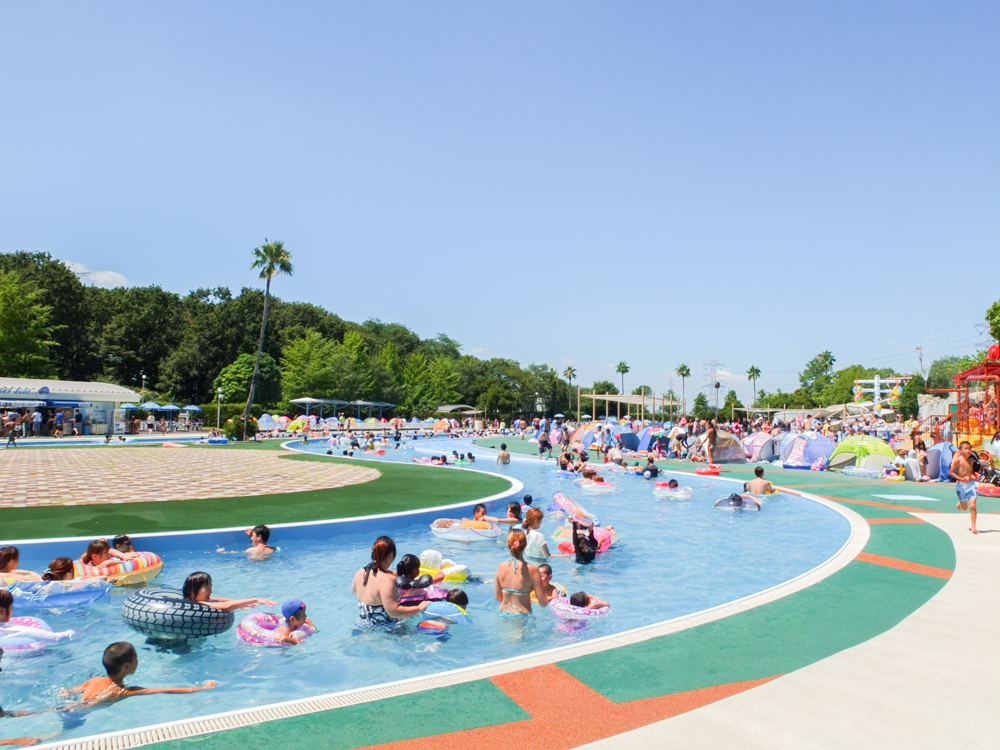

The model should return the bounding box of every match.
[30,457,869,750]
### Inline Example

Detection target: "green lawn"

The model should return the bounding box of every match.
[0,445,513,540]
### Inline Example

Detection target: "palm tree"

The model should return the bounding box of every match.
[242,240,293,438]
[817,351,835,374]
[675,363,691,417]
[615,361,630,418]
[563,366,576,412]
[747,365,761,405]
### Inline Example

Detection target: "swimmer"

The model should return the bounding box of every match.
[536,564,564,602]
[522,494,533,508]
[79,540,120,570]
[568,591,609,610]
[395,553,442,588]
[109,535,139,560]
[571,522,599,565]
[493,529,549,615]
[351,536,429,628]
[744,466,775,495]
[0,546,41,582]
[0,590,76,643]
[61,642,216,706]
[244,525,276,557]
[182,572,276,612]
[272,599,315,645]
[471,502,522,526]
[41,557,77,581]
[522,507,551,564]
[496,444,511,465]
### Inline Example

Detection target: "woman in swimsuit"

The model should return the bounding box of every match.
[493,529,549,615]
[351,536,429,628]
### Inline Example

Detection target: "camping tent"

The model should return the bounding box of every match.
[827,435,897,471]
[742,431,780,462]
[432,419,450,431]
[780,431,836,469]
[693,430,747,463]
[925,441,957,481]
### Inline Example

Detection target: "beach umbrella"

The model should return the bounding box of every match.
[182,405,202,412]
[161,404,181,412]
[277,415,292,423]
[554,413,565,419]
[139,402,161,410]
[120,403,138,410]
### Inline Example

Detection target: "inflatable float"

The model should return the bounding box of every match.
[551,492,597,527]
[237,612,314,646]
[122,588,234,639]
[74,551,164,586]
[0,616,54,652]
[694,464,722,476]
[418,550,469,582]
[430,518,503,542]
[653,483,694,500]
[420,601,472,625]
[530,582,568,604]
[6,579,111,609]
[549,598,611,621]
[714,493,762,511]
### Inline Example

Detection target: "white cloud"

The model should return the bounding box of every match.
[63,261,128,288]
[561,358,577,367]
[469,346,485,355]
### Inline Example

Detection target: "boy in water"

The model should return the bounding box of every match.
[244,525,276,557]
[273,599,316,645]
[950,441,981,534]
[62,642,216,705]
[744,466,775,495]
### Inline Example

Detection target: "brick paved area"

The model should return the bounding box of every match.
[0,447,379,507]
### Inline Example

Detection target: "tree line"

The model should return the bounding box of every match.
[0,251,574,418]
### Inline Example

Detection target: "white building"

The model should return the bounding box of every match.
[0,377,140,435]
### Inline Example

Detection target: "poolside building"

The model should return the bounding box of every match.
[0,377,140,436]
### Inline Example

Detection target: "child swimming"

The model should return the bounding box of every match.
[182,572,276,612]
[271,599,316,645]
[244,525,276,557]
[471,502,522,526]
[61,642,216,705]
[0,546,41,582]
[568,591,609,610]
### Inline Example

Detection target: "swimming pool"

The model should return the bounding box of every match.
[0,438,851,742]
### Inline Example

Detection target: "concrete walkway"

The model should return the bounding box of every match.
[583,511,1000,749]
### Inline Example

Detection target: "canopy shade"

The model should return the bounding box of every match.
[182,405,202,411]
[582,393,678,406]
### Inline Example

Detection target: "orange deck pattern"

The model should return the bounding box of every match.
[363,664,779,750]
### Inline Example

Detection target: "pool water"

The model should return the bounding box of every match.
[0,438,851,742]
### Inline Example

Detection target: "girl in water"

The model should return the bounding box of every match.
[522,507,550,565]
[493,529,549,616]
[182,572,276,612]
[351,536,429,628]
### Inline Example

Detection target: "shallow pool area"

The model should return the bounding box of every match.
[1,439,852,742]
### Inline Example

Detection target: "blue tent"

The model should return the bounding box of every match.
[619,431,639,451]
[926,441,957,481]
[780,431,835,469]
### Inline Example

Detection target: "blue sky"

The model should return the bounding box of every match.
[1,1,997,403]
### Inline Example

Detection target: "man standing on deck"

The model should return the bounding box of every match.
[950,441,981,534]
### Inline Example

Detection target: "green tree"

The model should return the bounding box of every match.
[427,356,462,407]
[721,389,743,420]
[616,361,630,396]
[0,251,96,379]
[563,366,576,411]
[372,341,404,404]
[401,352,432,415]
[243,241,293,436]
[800,351,837,401]
[986,299,1000,342]
[280,330,341,402]
[675,364,691,416]
[746,365,761,404]
[215,352,282,405]
[927,355,977,390]
[342,330,375,399]
[899,373,925,420]
[816,365,898,406]
[0,270,60,377]
[692,392,712,420]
